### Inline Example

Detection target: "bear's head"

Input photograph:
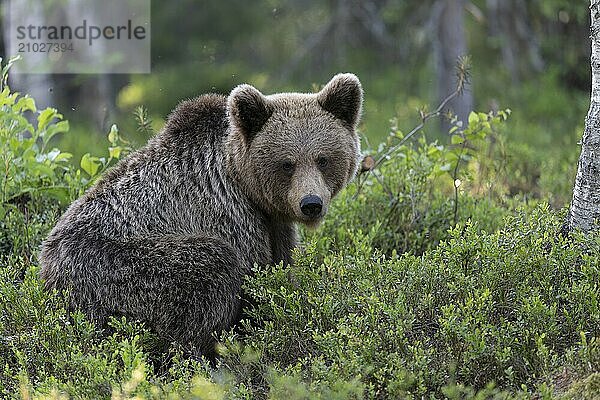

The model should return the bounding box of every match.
[226,73,362,227]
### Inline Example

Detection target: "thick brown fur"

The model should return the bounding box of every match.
[39,73,363,355]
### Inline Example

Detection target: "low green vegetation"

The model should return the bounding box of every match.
[1,56,599,399]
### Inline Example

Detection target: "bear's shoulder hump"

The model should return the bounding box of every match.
[163,94,228,143]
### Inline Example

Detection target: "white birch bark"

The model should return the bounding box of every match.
[568,0,600,231]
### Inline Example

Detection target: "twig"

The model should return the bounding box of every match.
[353,85,461,198]
[452,142,468,226]
[375,87,461,167]
[372,168,395,201]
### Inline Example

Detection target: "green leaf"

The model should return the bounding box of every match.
[14,96,36,113]
[427,146,440,156]
[43,120,70,144]
[30,163,55,177]
[446,152,459,163]
[451,135,464,145]
[44,187,71,205]
[0,91,18,107]
[54,152,73,162]
[108,124,119,145]
[80,153,101,177]
[37,108,60,131]
[109,146,122,159]
[0,87,10,102]
[468,111,479,125]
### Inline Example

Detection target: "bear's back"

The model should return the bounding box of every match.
[160,94,229,147]
[48,94,267,246]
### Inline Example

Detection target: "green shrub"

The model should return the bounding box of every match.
[311,108,518,256]
[224,205,600,398]
[0,57,131,257]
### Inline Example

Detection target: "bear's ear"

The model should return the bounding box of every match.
[317,73,363,129]
[227,84,273,141]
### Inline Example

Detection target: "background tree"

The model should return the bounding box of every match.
[485,0,544,82]
[432,0,473,132]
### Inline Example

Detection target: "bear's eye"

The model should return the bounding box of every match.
[280,160,295,174]
[317,156,329,169]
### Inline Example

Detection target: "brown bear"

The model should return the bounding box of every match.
[39,73,363,355]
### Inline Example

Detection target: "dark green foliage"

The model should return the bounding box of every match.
[315,108,515,256]
[222,206,600,398]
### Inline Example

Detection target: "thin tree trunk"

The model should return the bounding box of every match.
[568,0,600,231]
[433,0,473,133]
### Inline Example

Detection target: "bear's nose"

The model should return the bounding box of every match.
[300,195,323,218]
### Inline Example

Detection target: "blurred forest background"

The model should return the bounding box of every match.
[0,0,591,206]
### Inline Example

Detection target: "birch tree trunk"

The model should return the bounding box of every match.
[568,0,600,231]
